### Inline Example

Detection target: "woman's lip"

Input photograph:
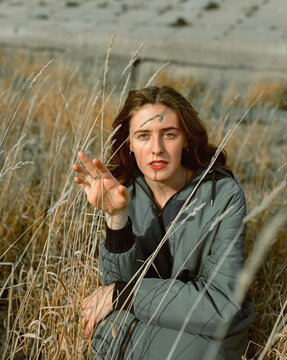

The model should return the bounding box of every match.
[149,160,168,165]
[149,162,168,170]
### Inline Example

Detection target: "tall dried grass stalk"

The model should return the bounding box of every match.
[145,62,169,88]
[0,59,54,149]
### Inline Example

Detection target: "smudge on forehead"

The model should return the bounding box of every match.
[140,113,165,128]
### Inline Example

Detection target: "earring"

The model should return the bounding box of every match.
[129,151,134,156]
[184,147,189,153]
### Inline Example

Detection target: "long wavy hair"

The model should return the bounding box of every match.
[108,86,228,184]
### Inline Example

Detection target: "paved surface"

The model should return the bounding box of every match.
[0,0,287,84]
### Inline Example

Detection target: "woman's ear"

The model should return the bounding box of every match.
[129,141,133,152]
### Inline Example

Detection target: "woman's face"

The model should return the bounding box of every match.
[129,104,187,188]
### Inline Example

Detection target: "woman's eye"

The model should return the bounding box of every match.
[138,134,149,140]
[164,132,175,138]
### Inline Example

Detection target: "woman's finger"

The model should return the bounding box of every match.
[82,288,101,309]
[73,165,97,185]
[81,308,89,330]
[82,295,93,310]
[81,300,95,325]
[117,184,129,198]
[74,177,91,192]
[81,290,102,333]
[92,158,114,180]
[77,152,99,177]
[82,301,99,336]
[83,311,97,336]
[118,185,126,194]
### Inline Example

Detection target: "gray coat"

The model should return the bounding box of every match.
[92,168,255,360]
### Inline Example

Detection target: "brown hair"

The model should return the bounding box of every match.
[108,86,228,184]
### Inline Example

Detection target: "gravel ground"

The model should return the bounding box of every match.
[0,0,286,84]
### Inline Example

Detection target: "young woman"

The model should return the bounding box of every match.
[72,86,255,360]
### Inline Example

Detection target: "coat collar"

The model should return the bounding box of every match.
[132,166,234,207]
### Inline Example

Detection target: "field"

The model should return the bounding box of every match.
[0,49,286,359]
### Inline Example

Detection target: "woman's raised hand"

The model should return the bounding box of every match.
[72,152,130,216]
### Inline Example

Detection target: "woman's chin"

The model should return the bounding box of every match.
[144,171,172,185]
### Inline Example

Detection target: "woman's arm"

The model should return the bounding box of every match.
[99,216,147,285]
[73,152,146,282]
[73,153,146,335]
[107,187,254,339]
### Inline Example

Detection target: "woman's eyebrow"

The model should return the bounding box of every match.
[133,127,180,135]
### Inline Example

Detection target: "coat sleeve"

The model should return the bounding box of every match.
[99,217,147,285]
[99,186,253,338]
[132,187,249,338]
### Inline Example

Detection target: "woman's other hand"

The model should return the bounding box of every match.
[72,152,130,216]
[81,284,115,336]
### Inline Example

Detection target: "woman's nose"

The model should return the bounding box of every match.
[151,136,164,154]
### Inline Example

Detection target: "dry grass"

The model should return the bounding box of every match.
[0,49,286,359]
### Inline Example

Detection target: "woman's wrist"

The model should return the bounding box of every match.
[112,281,135,314]
[105,216,133,253]
[106,208,129,230]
